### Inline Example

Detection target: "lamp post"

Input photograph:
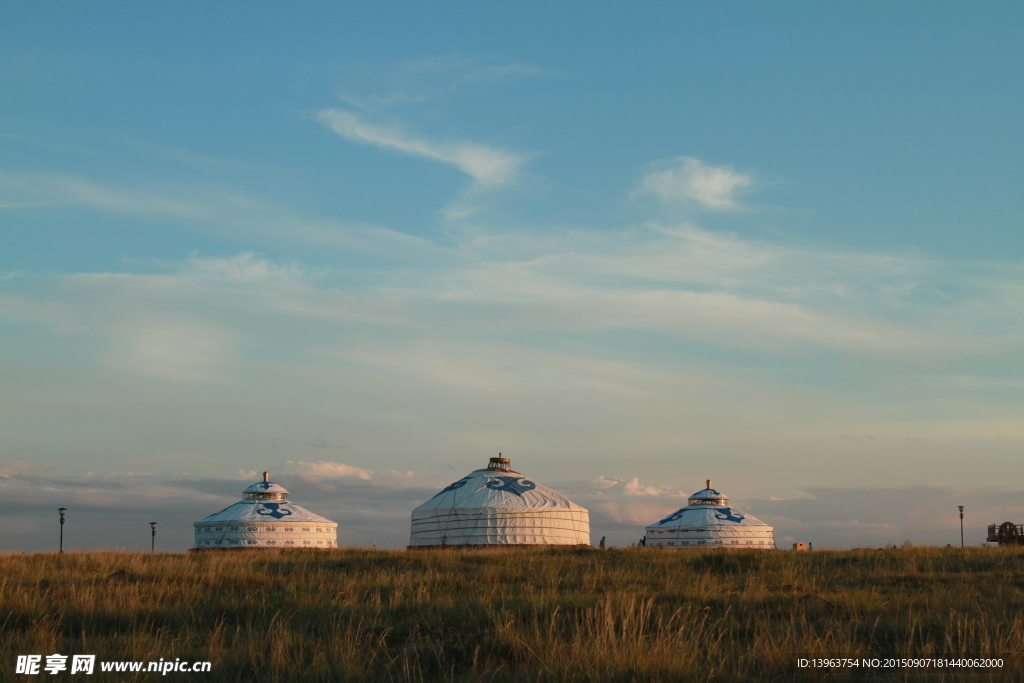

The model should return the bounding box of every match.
[150,522,158,553]
[58,508,67,553]
[958,506,964,548]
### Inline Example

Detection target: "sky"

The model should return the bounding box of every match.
[2,2,1023,551]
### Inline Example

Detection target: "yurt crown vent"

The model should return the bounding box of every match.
[242,472,289,501]
[487,454,511,471]
[688,479,728,506]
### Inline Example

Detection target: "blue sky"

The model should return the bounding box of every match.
[2,2,1023,550]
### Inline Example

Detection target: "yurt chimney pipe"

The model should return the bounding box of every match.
[263,472,269,483]
[707,479,711,490]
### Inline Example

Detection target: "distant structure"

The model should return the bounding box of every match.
[409,455,590,548]
[793,542,810,551]
[193,472,337,549]
[988,522,1024,546]
[645,480,775,550]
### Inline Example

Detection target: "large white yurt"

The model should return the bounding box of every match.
[193,472,338,549]
[409,455,590,548]
[645,480,774,550]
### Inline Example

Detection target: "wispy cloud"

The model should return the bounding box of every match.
[397,54,547,85]
[4,229,1019,388]
[316,109,524,187]
[0,170,446,259]
[636,157,756,210]
[337,55,552,111]
[458,62,547,85]
[0,461,52,477]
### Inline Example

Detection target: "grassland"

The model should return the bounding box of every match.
[2,547,1023,682]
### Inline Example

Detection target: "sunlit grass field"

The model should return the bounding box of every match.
[2,547,1023,681]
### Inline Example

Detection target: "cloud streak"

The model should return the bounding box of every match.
[316,109,524,187]
[336,55,552,111]
[636,157,756,210]
[9,166,1017,363]
[0,170,446,260]
[3,230,1019,397]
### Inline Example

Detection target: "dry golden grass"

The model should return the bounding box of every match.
[2,546,1023,681]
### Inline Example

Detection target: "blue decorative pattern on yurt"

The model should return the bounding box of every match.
[714,508,745,523]
[485,476,536,496]
[432,475,474,499]
[256,503,293,519]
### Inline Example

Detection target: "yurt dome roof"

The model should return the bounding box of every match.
[195,473,333,525]
[647,480,771,530]
[414,456,585,513]
[196,499,334,525]
[649,505,771,529]
[409,455,590,547]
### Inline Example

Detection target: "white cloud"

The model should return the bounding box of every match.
[586,476,686,497]
[316,109,524,186]
[278,460,374,480]
[183,252,307,285]
[623,477,682,497]
[636,156,756,210]
[595,477,676,500]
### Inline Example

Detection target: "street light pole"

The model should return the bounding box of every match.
[58,508,67,553]
[958,506,964,548]
[150,522,157,553]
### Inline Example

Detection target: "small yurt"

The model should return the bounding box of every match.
[193,472,338,549]
[409,455,590,548]
[645,480,774,550]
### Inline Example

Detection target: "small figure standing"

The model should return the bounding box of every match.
[599,536,606,549]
